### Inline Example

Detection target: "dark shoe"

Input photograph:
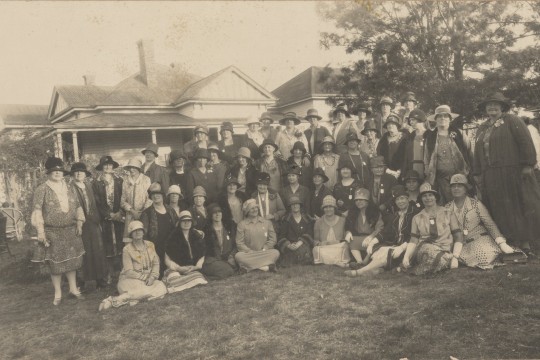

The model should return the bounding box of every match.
[68,291,86,300]
[349,262,363,270]
[96,279,109,289]
[268,264,278,273]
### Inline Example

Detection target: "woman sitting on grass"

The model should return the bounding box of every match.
[312,195,350,268]
[277,196,314,267]
[99,221,167,311]
[402,183,463,275]
[163,211,208,293]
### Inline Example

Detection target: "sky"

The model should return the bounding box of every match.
[0,1,355,105]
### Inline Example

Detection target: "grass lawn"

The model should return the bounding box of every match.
[1,239,540,360]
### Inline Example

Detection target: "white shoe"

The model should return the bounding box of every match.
[499,242,514,254]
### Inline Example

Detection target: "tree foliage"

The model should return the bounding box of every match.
[319,1,540,117]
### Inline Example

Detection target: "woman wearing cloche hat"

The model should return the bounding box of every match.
[225,147,258,196]
[474,92,540,255]
[186,149,220,204]
[121,158,152,238]
[313,136,340,190]
[277,195,314,267]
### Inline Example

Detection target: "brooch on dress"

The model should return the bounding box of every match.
[494,119,504,128]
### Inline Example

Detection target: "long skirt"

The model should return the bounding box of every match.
[117,275,167,301]
[101,219,124,258]
[31,225,85,275]
[235,249,280,272]
[459,236,502,270]
[201,257,236,280]
[81,221,107,282]
[163,269,207,294]
[313,242,350,267]
[411,242,452,275]
[279,243,313,267]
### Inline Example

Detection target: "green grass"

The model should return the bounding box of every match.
[1,240,540,359]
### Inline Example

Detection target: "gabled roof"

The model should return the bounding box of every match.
[272,66,343,107]
[53,113,196,130]
[174,65,277,104]
[0,104,50,127]
[55,85,112,108]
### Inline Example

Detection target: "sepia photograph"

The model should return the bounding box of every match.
[1,1,540,359]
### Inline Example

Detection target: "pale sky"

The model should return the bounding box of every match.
[0,1,355,105]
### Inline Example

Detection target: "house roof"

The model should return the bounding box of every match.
[53,113,195,130]
[272,66,343,107]
[0,104,50,127]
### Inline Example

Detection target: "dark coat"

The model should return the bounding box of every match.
[369,173,398,206]
[277,212,314,252]
[401,130,426,177]
[287,157,313,189]
[337,151,372,188]
[333,179,360,213]
[203,221,237,261]
[217,140,240,165]
[425,125,471,169]
[253,156,289,190]
[217,190,248,227]
[185,168,220,203]
[226,164,258,197]
[377,201,420,246]
[93,175,123,219]
[143,162,170,191]
[345,203,381,236]
[309,185,333,218]
[165,227,206,267]
[304,126,331,155]
[189,206,208,231]
[376,130,408,171]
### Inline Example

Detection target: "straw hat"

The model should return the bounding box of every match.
[127,220,145,236]
[418,182,440,201]
[124,159,143,172]
[192,186,207,198]
[242,199,258,215]
[321,195,337,209]
[178,210,193,222]
[450,173,472,190]
[427,105,459,122]
[166,185,182,197]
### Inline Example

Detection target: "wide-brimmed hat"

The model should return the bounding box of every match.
[95,155,119,171]
[193,148,210,161]
[207,144,223,159]
[169,149,189,164]
[256,172,271,185]
[345,132,361,145]
[450,173,472,190]
[392,185,409,199]
[124,159,143,172]
[207,203,223,216]
[370,155,386,168]
[194,125,209,135]
[259,139,278,153]
[192,186,207,198]
[305,108,322,120]
[280,112,301,125]
[403,92,418,103]
[427,105,459,122]
[332,103,351,119]
[379,96,394,108]
[354,188,370,201]
[319,136,336,152]
[166,185,182,197]
[361,119,381,136]
[355,102,372,116]
[220,121,234,134]
[70,162,92,177]
[242,199,258,215]
[403,170,421,182]
[127,220,145,236]
[141,142,159,156]
[178,210,193,222]
[286,165,302,176]
[477,92,511,113]
[312,167,329,183]
[147,182,165,197]
[246,114,262,126]
[383,113,402,129]
[225,177,241,188]
[321,195,337,209]
[291,141,307,155]
[418,182,440,201]
[407,109,427,125]
[288,195,303,207]
[259,112,274,123]
[236,147,252,161]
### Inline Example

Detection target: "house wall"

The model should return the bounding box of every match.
[178,103,269,124]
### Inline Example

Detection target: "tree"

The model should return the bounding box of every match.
[319,1,533,116]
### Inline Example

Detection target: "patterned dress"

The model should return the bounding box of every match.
[31,181,85,275]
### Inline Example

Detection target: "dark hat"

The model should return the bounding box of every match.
[392,185,409,199]
[291,141,307,155]
[354,188,370,201]
[403,92,418,103]
[338,162,357,174]
[95,155,119,171]
[286,165,302,176]
[478,92,511,113]
[403,170,421,182]
[194,125,209,135]
[207,143,223,159]
[361,119,381,136]
[312,167,329,183]
[70,162,92,177]
[220,121,234,134]
[305,108,322,120]
[379,96,394,108]
[288,196,302,206]
[407,109,427,125]
[383,113,402,129]
[355,102,372,116]
[225,177,241,188]
[256,172,271,185]
[370,155,387,168]
[169,149,189,164]
[207,203,223,216]
[419,182,440,201]
[142,142,159,156]
[259,112,274,123]
[280,112,301,125]
[332,103,351,118]
[344,132,361,145]
[148,182,165,197]
[259,139,279,153]
[319,135,336,153]
[45,157,67,175]
[193,148,210,161]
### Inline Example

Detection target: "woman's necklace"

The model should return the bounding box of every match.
[322,153,336,166]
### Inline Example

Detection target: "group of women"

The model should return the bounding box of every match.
[31,91,540,309]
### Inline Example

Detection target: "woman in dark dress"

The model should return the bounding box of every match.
[141,183,178,278]
[218,177,247,225]
[185,148,219,203]
[225,147,257,197]
[168,149,190,196]
[93,155,124,284]
[189,186,208,230]
[309,168,332,219]
[333,164,360,216]
[278,196,314,266]
[377,113,408,178]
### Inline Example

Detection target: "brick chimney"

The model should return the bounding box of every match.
[83,74,95,86]
[137,39,158,88]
